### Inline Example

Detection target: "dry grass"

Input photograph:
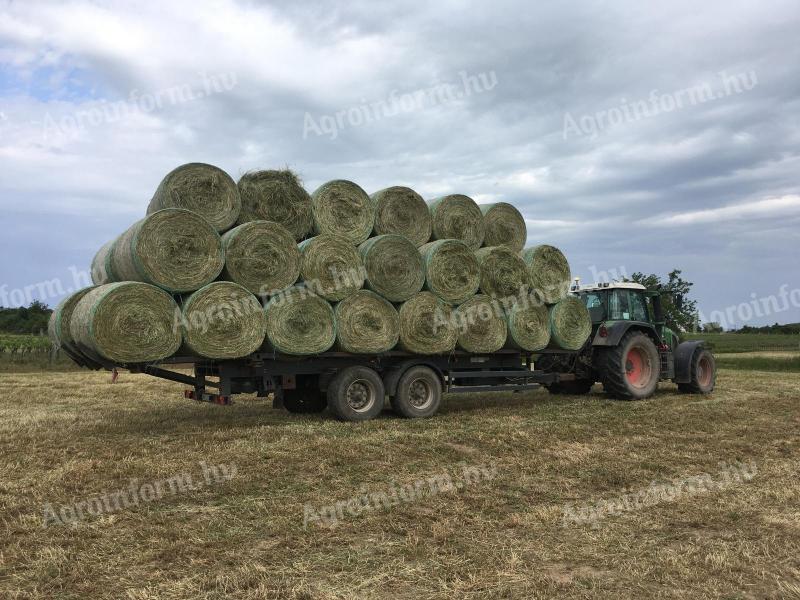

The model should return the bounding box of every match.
[1,367,799,599]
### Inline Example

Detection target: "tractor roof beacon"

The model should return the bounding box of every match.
[539,280,716,400]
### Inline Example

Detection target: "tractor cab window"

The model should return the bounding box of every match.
[609,290,630,320]
[580,292,606,321]
[629,292,649,322]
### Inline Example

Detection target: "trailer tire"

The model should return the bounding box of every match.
[678,348,716,394]
[598,331,660,400]
[327,366,385,421]
[391,366,441,418]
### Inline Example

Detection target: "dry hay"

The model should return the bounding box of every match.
[474,246,530,301]
[549,296,592,350]
[311,179,374,244]
[521,244,571,305]
[454,294,507,353]
[147,163,240,232]
[221,220,301,297]
[358,234,425,302]
[264,285,336,355]
[397,291,457,354]
[480,202,527,252]
[370,186,432,246]
[48,286,97,349]
[237,169,313,241]
[90,240,116,285]
[505,301,551,351]
[419,239,480,304]
[69,282,182,363]
[298,234,365,301]
[334,290,399,354]
[179,282,267,359]
[428,194,485,250]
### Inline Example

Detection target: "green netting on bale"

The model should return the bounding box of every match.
[334,290,399,354]
[549,296,592,351]
[419,239,480,305]
[521,244,571,305]
[454,294,507,353]
[370,186,432,246]
[180,282,266,359]
[475,246,530,302]
[428,194,485,250]
[397,291,457,354]
[105,208,224,294]
[505,301,550,351]
[237,169,313,241]
[91,240,117,285]
[358,234,425,302]
[264,285,336,355]
[147,163,241,232]
[311,179,374,244]
[69,282,182,363]
[480,203,527,252]
[221,220,301,297]
[48,286,97,348]
[298,234,365,301]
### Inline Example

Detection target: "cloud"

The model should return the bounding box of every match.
[639,195,800,226]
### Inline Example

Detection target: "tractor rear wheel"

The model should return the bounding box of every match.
[599,331,660,400]
[546,380,594,395]
[678,348,716,394]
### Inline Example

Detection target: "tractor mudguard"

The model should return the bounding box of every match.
[673,340,705,384]
[592,321,657,347]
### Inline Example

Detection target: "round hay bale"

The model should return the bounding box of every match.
[521,244,571,305]
[454,294,507,353]
[505,301,550,351]
[371,186,432,246]
[419,240,480,304]
[69,282,182,363]
[335,290,399,354]
[237,169,313,241]
[549,296,592,350]
[221,220,301,296]
[147,163,240,232]
[428,194,485,249]
[179,282,266,359]
[108,208,224,293]
[311,179,374,244]
[91,240,116,285]
[397,291,457,354]
[358,234,425,302]
[480,202,527,252]
[475,246,530,301]
[298,234,365,301]
[264,285,335,355]
[48,286,98,348]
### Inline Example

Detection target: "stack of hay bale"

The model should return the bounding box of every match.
[49,163,591,365]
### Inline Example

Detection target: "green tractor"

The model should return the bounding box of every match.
[540,281,716,399]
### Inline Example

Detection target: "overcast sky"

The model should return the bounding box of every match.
[1,0,798,329]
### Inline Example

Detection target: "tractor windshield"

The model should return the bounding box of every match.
[579,292,607,323]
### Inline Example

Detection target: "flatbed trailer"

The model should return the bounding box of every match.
[64,343,579,421]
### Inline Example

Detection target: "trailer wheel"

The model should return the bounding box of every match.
[327,366,385,421]
[678,348,716,394]
[598,331,660,400]
[391,366,442,418]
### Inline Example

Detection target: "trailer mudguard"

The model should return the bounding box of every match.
[673,340,705,384]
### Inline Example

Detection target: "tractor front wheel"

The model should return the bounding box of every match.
[599,331,660,400]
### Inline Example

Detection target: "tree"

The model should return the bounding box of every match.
[626,269,697,333]
[703,322,724,333]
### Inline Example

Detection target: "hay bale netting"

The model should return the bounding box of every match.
[107,208,224,293]
[475,246,530,301]
[480,202,527,252]
[454,294,507,353]
[521,244,571,305]
[147,163,241,232]
[221,220,301,296]
[428,194,485,250]
[505,301,550,351]
[311,180,374,244]
[48,286,97,348]
[263,285,335,355]
[358,234,425,302]
[180,282,267,359]
[69,282,182,363]
[549,296,592,350]
[397,291,457,354]
[419,239,480,304]
[371,186,432,246]
[335,290,399,354]
[91,240,116,285]
[237,170,313,241]
[298,234,365,301]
